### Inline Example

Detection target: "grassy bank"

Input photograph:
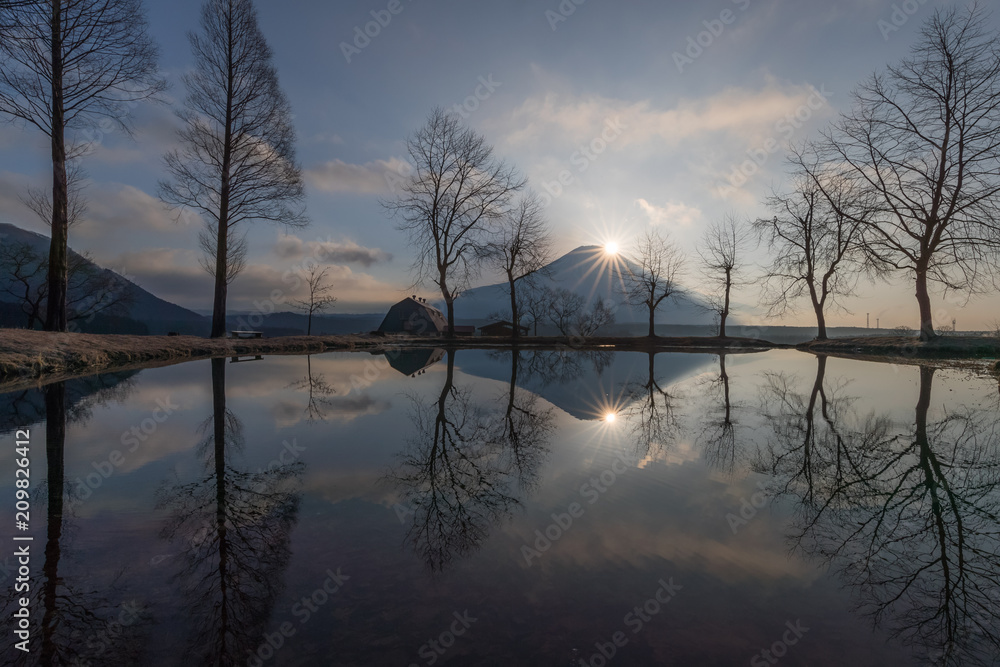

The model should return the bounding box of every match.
[2,329,996,392]
[0,330,780,389]
[0,330,381,391]
[796,335,1000,360]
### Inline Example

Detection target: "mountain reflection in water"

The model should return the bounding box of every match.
[0,349,997,666]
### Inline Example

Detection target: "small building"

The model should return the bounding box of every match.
[377,297,447,336]
[478,321,530,337]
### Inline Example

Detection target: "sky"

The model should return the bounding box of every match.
[0,0,998,329]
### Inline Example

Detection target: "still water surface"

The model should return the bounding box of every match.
[1,348,998,666]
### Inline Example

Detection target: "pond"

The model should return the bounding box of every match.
[1,348,998,666]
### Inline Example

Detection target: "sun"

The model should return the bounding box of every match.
[604,412,617,423]
[604,241,619,256]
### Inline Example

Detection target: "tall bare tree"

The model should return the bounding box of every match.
[290,266,337,335]
[623,229,686,337]
[0,0,163,331]
[698,215,751,338]
[806,6,1000,340]
[384,108,524,338]
[755,168,871,340]
[481,192,551,338]
[160,0,307,338]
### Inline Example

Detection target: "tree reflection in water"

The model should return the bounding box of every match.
[387,349,553,572]
[157,358,302,666]
[1,378,146,667]
[697,353,751,476]
[621,351,682,461]
[286,354,337,422]
[756,359,1000,665]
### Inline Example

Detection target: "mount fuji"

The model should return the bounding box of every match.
[453,245,718,325]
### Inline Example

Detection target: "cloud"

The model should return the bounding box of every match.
[304,157,411,195]
[635,199,702,228]
[501,78,831,151]
[78,184,191,238]
[273,234,392,267]
[111,248,401,312]
[0,172,191,239]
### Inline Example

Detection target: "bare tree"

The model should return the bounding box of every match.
[160,0,307,338]
[481,192,551,338]
[546,287,584,335]
[0,241,47,328]
[0,0,163,331]
[384,108,524,338]
[698,214,752,337]
[290,266,337,335]
[576,296,616,336]
[520,279,553,336]
[805,6,1000,341]
[623,229,686,337]
[545,288,616,337]
[755,168,871,340]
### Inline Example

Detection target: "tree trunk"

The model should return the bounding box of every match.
[915,266,936,341]
[211,357,229,635]
[648,304,655,338]
[306,310,312,335]
[808,280,827,340]
[45,0,68,332]
[719,269,731,338]
[445,298,455,339]
[41,381,65,662]
[719,354,731,425]
[509,272,519,339]
[814,303,827,341]
[210,35,236,339]
[210,216,229,338]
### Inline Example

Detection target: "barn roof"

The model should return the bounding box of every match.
[377,297,447,334]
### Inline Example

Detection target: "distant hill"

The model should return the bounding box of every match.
[454,245,719,328]
[225,311,383,337]
[0,223,207,335]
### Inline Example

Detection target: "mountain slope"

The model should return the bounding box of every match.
[0,223,207,334]
[455,245,718,325]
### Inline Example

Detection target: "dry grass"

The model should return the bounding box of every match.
[797,335,1000,359]
[0,329,379,391]
[2,329,994,394]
